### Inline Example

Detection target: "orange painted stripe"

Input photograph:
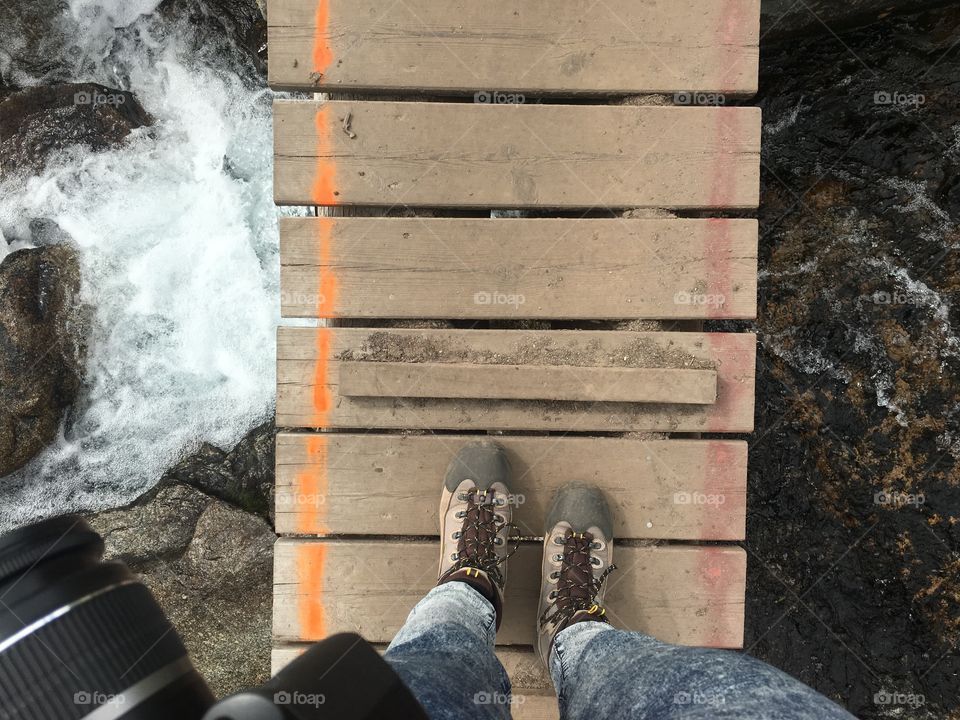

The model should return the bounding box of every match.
[312,0,334,77]
[297,543,327,638]
[296,435,329,534]
[310,106,337,205]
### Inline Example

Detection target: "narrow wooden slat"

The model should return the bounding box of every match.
[273,101,761,208]
[279,217,759,320]
[273,644,558,719]
[275,327,756,432]
[339,362,718,404]
[275,433,747,540]
[267,0,760,96]
[273,539,746,648]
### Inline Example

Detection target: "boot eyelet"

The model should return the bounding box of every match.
[552,554,563,562]
[494,537,504,545]
[450,552,459,561]
[591,540,605,550]
[457,492,468,501]
[590,557,603,567]
[452,531,461,540]
[553,536,566,545]
[455,511,466,518]
[548,590,557,600]
[549,572,559,583]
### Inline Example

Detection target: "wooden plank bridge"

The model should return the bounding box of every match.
[268,1,761,716]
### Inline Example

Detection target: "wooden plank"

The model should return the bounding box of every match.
[279,217,759,320]
[275,327,756,432]
[339,362,718,404]
[273,101,761,208]
[273,644,558,720]
[273,539,746,648]
[267,0,760,96]
[275,433,747,540]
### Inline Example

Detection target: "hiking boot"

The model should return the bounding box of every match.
[437,441,515,629]
[537,483,617,667]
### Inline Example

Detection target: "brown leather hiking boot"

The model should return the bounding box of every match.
[537,483,617,667]
[437,441,515,629]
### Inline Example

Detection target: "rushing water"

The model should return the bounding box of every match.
[0,1,287,528]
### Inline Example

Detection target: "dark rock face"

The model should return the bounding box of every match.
[760,0,958,40]
[0,83,152,177]
[157,0,267,84]
[0,245,85,477]
[0,0,74,85]
[746,5,960,718]
[162,421,276,520]
[87,483,276,697]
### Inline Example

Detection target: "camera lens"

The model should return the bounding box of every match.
[0,515,214,719]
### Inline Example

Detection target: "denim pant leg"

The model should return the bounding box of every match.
[550,623,856,720]
[384,582,513,720]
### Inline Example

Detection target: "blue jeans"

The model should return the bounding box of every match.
[384,582,856,720]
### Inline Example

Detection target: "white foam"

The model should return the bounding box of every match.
[0,6,297,529]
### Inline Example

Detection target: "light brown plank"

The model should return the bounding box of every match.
[273,539,746,648]
[275,327,756,432]
[279,217,759,320]
[273,644,558,719]
[339,362,717,404]
[275,433,747,540]
[273,101,761,208]
[267,0,760,96]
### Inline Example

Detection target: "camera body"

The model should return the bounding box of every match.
[0,517,426,720]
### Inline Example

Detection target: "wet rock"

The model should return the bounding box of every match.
[0,0,73,86]
[0,244,85,477]
[162,421,276,520]
[761,0,957,40]
[0,83,151,177]
[158,0,267,82]
[87,483,276,697]
[746,5,960,717]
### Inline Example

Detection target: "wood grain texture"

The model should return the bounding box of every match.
[279,217,759,320]
[273,644,558,719]
[267,0,760,96]
[275,433,747,540]
[339,362,717,404]
[273,539,746,648]
[273,101,761,208]
[275,327,756,432]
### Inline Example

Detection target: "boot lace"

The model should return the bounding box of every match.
[539,529,617,629]
[440,488,518,588]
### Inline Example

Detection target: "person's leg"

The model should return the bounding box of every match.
[549,623,856,719]
[384,441,517,720]
[385,582,512,720]
[536,483,855,720]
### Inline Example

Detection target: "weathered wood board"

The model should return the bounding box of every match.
[340,362,718,404]
[273,644,559,720]
[267,0,760,96]
[275,433,747,540]
[279,217,759,320]
[273,539,746,647]
[275,327,756,432]
[273,101,761,208]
